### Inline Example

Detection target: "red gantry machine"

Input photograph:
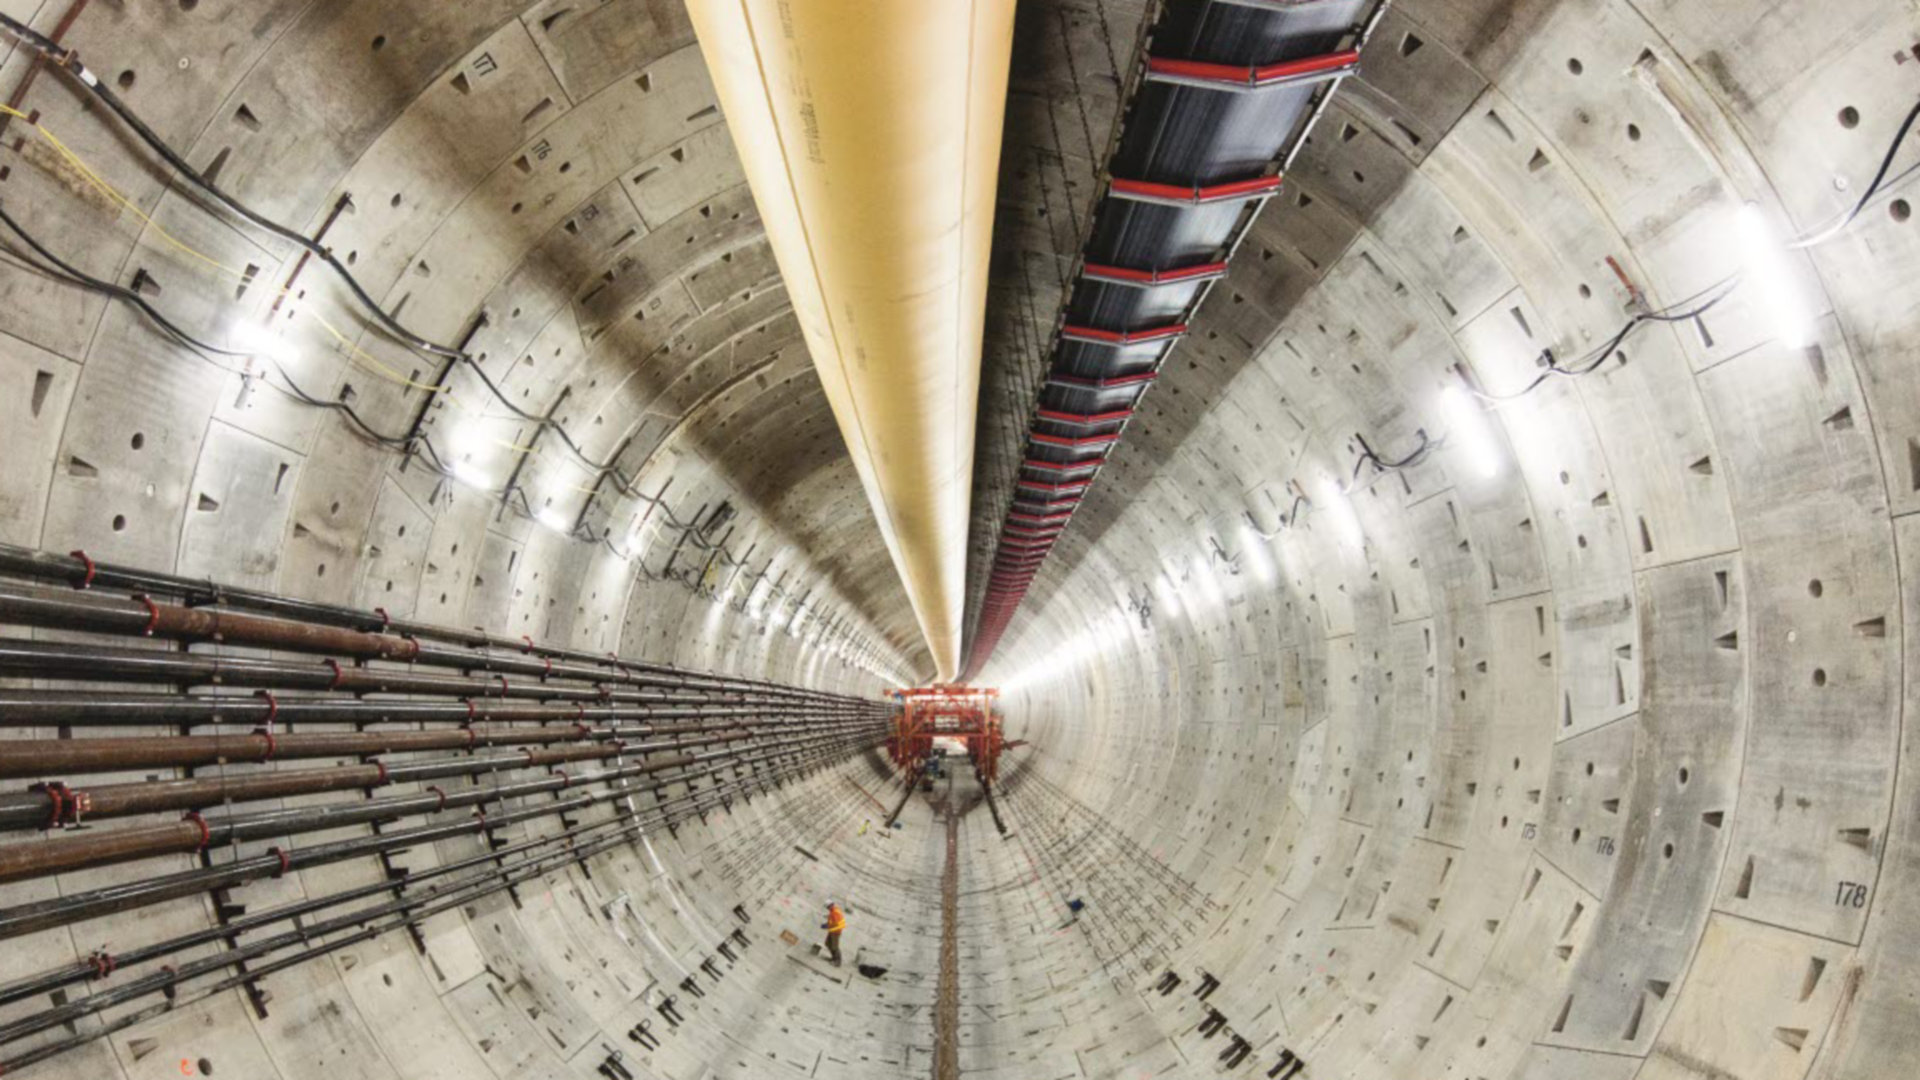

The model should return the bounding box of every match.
[884,687,1012,833]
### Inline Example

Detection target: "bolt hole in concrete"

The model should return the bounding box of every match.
[111,514,126,532]
[1627,123,1641,141]
[178,0,196,9]
[1810,578,1824,597]
[130,432,144,450]
[371,34,387,51]
[1567,57,1584,75]
[1814,668,1828,687]
[1839,105,1860,128]
[1894,199,1912,223]
[117,70,135,90]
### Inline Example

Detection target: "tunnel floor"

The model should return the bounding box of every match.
[641,755,1243,1079]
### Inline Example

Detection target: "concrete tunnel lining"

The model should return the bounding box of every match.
[0,0,1917,1078]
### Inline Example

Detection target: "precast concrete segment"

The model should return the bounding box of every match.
[685,0,1018,680]
[975,2,1920,1078]
[0,0,1917,1079]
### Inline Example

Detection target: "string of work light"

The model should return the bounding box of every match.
[0,15,893,660]
[1239,91,1920,546]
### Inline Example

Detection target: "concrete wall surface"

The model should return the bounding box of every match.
[0,0,1915,1078]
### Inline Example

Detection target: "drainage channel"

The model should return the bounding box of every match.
[933,778,962,1079]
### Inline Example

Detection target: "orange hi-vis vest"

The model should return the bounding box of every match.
[826,906,846,933]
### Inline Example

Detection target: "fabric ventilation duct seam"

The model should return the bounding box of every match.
[685,0,1017,682]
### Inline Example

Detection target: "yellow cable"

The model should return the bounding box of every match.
[0,104,450,394]
[1,105,610,465]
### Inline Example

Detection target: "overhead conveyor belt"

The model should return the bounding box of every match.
[963,0,1393,680]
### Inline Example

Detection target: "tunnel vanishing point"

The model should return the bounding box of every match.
[0,0,1916,1078]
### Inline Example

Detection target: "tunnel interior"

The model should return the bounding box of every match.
[1,0,1919,1078]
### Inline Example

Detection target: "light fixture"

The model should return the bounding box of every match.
[451,460,492,488]
[1439,385,1501,479]
[537,507,572,534]
[1239,520,1275,583]
[1319,478,1363,547]
[232,321,298,364]
[1735,202,1813,349]
[1195,554,1224,608]
[1151,570,1182,619]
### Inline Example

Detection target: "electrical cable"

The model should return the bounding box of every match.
[0,203,247,364]
[0,195,849,628]
[1466,273,1741,403]
[1348,430,1432,483]
[0,12,467,362]
[1790,96,1920,250]
[0,19,1028,667]
[1,15,724,496]
[0,124,813,599]
[1245,95,1920,545]
[0,103,448,395]
[0,201,437,451]
[0,23,690,499]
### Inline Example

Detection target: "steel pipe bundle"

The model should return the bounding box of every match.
[0,543,890,1073]
[0,543,842,698]
[0,729,865,1074]
[0,691,852,728]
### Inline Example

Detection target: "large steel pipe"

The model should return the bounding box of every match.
[0,727,881,939]
[685,0,1017,679]
[0,818,645,1058]
[0,721,755,778]
[0,538,891,1062]
[0,808,642,1008]
[0,543,853,699]
[0,724,875,885]
[0,742,645,829]
[0,732,873,1067]
[0,638,847,702]
[0,718,882,832]
[0,583,849,696]
[0,691,869,729]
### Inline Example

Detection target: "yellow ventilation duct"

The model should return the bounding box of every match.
[686,0,1014,682]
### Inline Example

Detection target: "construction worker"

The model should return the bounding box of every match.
[822,902,846,966]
